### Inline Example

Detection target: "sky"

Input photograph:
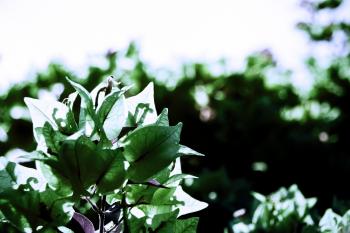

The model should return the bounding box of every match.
[0,0,348,93]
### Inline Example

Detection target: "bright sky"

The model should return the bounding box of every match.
[0,0,346,93]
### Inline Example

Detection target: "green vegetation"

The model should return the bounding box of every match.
[0,77,207,232]
[1,0,350,232]
[231,185,350,233]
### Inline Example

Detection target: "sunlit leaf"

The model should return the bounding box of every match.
[124,124,182,182]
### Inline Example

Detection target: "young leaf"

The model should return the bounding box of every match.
[65,77,95,136]
[126,82,157,126]
[97,92,128,141]
[155,108,169,126]
[65,77,93,114]
[124,124,182,182]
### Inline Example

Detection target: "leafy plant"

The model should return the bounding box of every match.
[230,185,350,233]
[0,77,207,232]
[231,185,317,233]
[319,209,350,233]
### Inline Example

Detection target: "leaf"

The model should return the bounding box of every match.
[39,187,75,225]
[124,124,182,182]
[0,198,32,232]
[173,186,208,216]
[45,136,98,194]
[319,209,341,232]
[41,122,66,153]
[43,136,127,195]
[149,209,179,231]
[97,92,128,141]
[252,192,266,203]
[174,217,199,233]
[178,145,204,157]
[155,108,169,126]
[65,77,95,136]
[164,174,197,187]
[96,149,126,194]
[58,226,75,233]
[125,82,157,126]
[151,188,178,205]
[65,77,93,114]
[24,97,70,144]
[72,212,95,233]
[0,159,46,194]
[36,161,73,197]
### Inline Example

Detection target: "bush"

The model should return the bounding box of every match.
[0,77,207,232]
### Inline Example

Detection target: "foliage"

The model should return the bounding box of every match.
[231,185,350,233]
[0,77,207,232]
[1,0,350,232]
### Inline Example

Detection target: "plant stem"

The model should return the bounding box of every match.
[99,195,106,233]
[122,193,130,233]
[83,196,100,214]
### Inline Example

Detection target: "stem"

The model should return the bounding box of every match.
[83,196,100,214]
[99,195,106,233]
[122,193,130,233]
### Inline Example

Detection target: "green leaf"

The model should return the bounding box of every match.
[97,91,127,141]
[0,198,32,232]
[151,187,178,205]
[41,122,66,153]
[36,161,73,197]
[174,217,199,233]
[178,145,204,157]
[0,159,46,194]
[96,149,126,194]
[65,77,93,114]
[126,82,157,126]
[252,192,266,203]
[43,136,127,195]
[45,136,98,194]
[39,188,75,225]
[164,174,197,187]
[319,209,341,232]
[155,108,169,126]
[24,97,70,144]
[173,186,208,216]
[149,209,179,231]
[124,123,182,182]
[65,77,95,136]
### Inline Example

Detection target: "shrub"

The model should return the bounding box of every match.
[0,77,207,232]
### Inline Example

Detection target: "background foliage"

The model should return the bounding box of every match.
[1,0,350,232]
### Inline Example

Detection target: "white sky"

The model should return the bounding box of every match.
[0,0,347,93]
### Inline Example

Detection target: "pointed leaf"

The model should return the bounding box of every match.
[174,186,208,216]
[24,97,69,143]
[66,77,95,135]
[178,145,204,157]
[126,82,157,126]
[124,124,182,182]
[97,92,127,141]
[155,108,169,126]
